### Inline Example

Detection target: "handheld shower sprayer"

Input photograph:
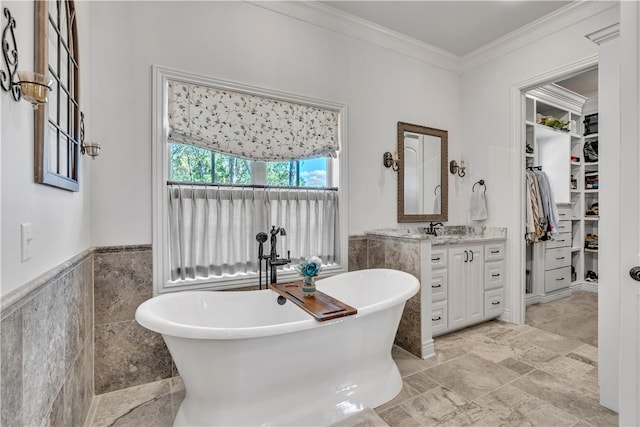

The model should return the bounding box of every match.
[256,232,268,289]
[256,232,268,258]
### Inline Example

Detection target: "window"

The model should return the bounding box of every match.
[169,143,328,187]
[152,67,347,293]
[34,0,81,191]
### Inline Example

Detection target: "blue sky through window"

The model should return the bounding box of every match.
[300,158,327,187]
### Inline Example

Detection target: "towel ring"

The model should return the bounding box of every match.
[472,179,486,195]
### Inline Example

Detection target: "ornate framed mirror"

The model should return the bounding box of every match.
[397,122,448,222]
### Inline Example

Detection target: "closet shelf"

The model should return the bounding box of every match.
[584,216,600,221]
[585,248,599,253]
[571,247,582,252]
[570,161,581,166]
[584,189,599,193]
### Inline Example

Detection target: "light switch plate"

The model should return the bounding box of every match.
[21,223,33,262]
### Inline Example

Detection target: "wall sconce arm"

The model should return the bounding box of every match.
[383,151,399,171]
[449,159,466,177]
[1,8,20,101]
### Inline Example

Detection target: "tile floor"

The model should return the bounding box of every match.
[86,291,616,427]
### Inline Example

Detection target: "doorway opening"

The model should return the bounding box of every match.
[514,62,599,347]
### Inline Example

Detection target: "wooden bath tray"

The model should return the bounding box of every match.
[269,281,357,321]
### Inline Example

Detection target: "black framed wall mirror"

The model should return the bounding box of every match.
[397,122,448,223]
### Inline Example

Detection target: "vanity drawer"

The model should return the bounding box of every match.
[431,269,448,302]
[556,220,571,233]
[545,247,571,271]
[484,288,504,319]
[431,300,448,336]
[430,248,447,269]
[544,266,571,292]
[546,232,571,249]
[484,243,505,262]
[484,261,505,290]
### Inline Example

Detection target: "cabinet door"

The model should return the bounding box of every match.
[448,246,467,330]
[467,245,484,324]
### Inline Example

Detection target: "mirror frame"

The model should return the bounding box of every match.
[397,122,448,223]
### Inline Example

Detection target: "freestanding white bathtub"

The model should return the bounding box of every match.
[135,268,419,426]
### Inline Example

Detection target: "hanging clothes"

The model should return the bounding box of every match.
[525,168,559,242]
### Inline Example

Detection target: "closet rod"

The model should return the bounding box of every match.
[526,166,542,171]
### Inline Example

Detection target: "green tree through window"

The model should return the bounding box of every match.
[170,143,326,187]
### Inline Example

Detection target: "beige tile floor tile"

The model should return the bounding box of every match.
[87,293,615,427]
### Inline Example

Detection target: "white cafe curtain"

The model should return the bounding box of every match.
[167,81,340,161]
[168,185,339,282]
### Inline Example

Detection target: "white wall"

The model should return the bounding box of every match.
[0,1,92,296]
[460,3,618,410]
[87,1,462,246]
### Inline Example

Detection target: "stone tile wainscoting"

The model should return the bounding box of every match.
[0,245,175,426]
[349,235,425,358]
[0,251,94,427]
[93,246,174,395]
[1,238,420,426]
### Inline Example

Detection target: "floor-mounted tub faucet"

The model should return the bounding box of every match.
[268,226,291,285]
[256,226,291,288]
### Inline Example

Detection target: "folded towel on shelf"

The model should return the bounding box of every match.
[470,189,488,221]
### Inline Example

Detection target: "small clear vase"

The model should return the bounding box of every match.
[301,276,316,297]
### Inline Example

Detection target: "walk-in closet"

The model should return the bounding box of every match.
[524,68,599,345]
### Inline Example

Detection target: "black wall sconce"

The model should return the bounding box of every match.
[383,151,399,171]
[80,112,101,159]
[449,159,466,177]
[1,7,51,108]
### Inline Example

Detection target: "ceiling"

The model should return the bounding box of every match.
[320,1,597,96]
[322,1,573,57]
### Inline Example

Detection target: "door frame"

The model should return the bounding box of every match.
[618,1,640,423]
[508,55,599,325]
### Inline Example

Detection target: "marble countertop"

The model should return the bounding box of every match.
[365,226,507,245]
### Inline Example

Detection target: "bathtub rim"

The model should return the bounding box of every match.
[135,268,419,340]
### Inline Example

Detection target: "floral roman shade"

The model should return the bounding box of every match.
[167,81,340,161]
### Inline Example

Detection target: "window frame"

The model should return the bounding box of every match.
[152,66,348,295]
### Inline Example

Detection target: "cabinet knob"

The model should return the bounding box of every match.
[432,284,441,288]
[491,273,500,277]
[432,257,440,261]
[432,316,441,321]
[491,301,501,305]
[491,250,500,254]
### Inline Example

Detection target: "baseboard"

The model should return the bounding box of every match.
[526,288,572,305]
[422,339,435,360]
[571,281,599,293]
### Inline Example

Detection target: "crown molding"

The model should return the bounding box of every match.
[585,22,620,44]
[245,1,618,75]
[529,83,588,113]
[460,0,619,73]
[246,1,461,73]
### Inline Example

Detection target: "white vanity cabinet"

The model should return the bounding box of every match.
[429,248,449,335]
[448,245,484,330]
[432,241,505,336]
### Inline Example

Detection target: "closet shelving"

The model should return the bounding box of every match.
[524,85,596,305]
